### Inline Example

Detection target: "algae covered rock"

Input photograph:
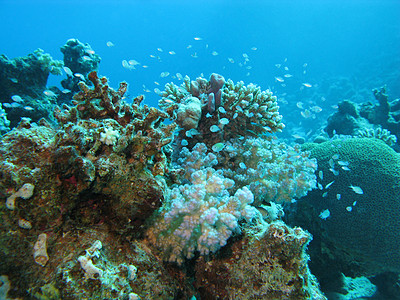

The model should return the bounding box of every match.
[194,221,326,299]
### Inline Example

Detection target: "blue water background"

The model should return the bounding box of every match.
[0,0,399,136]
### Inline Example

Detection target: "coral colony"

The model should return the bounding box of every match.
[5,38,399,298]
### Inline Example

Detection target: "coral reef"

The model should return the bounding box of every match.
[60,38,101,94]
[325,86,400,148]
[146,166,259,264]
[159,73,285,150]
[0,71,182,298]
[288,138,400,287]
[356,127,397,146]
[0,49,63,128]
[0,65,323,298]
[194,220,326,299]
[0,103,10,134]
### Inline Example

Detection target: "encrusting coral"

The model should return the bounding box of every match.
[194,220,326,299]
[292,137,400,284]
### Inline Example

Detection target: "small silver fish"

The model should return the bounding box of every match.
[11,95,23,103]
[319,209,330,220]
[212,142,225,152]
[325,181,335,189]
[44,90,56,97]
[329,168,339,176]
[210,125,220,132]
[349,185,363,194]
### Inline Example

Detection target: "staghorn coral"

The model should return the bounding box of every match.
[159,73,284,150]
[194,220,326,299]
[54,71,176,176]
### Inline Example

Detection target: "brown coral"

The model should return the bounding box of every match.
[194,221,326,299]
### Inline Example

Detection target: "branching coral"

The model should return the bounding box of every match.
[219,137,317,204]
[159,73,284,150]
[146,166,259,264]
[176,139,317,205]
[54,71,176,176]
[356,127,397,146]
